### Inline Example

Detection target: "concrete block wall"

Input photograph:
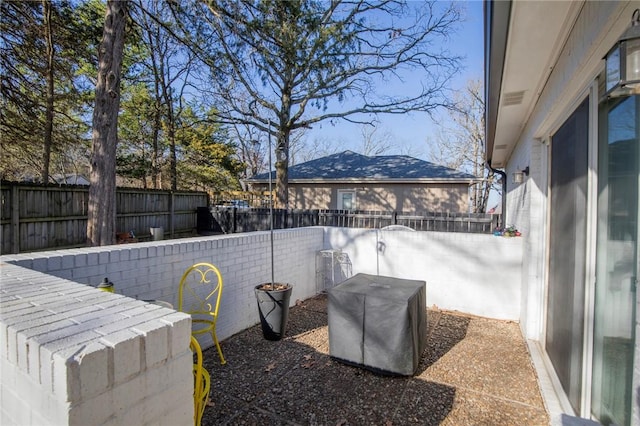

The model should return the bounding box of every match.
[1,228,324,349]
[0,263,192,426]
[324,227,523,320]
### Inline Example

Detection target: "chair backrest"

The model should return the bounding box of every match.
[177,262,223,320]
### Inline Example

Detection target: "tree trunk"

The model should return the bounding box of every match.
[166,106,177,191]
[168,123,177,191]
[149,30,162,189]
[275,82,292,209]
[159,69,177,191]
[87,0,127,246]
[152,93,161,189]
[42,0,54,184]
[275,131,289,209]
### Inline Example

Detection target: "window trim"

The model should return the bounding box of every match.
[337,189,356,210]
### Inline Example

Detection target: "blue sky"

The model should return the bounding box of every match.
[303,0,485,161]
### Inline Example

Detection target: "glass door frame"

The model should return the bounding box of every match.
[590,87,639,426]
[582,81,601,419]
[540,81,600,419]
[536,67,637,426]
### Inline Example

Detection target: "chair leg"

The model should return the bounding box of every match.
[190,336,209,426]
[212,330,226,365]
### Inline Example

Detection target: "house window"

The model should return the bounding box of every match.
[337,190,356,210]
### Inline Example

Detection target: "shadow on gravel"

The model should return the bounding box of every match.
[200,294,469,425]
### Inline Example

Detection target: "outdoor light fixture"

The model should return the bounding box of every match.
[512,166,529,184]
[603,9,640,99]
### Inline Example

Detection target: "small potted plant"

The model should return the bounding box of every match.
[253,133,292,341]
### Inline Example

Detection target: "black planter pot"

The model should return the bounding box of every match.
[254,284,292,341]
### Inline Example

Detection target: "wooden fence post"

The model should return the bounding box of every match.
[168,191,175,238]
[232,207,237,233]
[11,183,19,254]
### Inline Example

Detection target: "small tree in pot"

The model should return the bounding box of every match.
[254,133,292,341]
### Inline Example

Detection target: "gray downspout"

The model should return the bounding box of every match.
[488,161,506,228]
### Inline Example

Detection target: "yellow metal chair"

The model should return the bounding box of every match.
[190,336,210,426]
[178,262,226,365]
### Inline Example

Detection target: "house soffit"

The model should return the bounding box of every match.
[488,1,582,168]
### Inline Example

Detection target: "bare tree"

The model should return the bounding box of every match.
[231,122,265,184]
[283,128,310,167]
[428,79,496,213]
[290,135,340,165]
[169,0,461,207]
[87,0,127,246]
[296,121,422,163]
[358,121,392,156]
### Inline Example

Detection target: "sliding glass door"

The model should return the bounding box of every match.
[591,95,638,426]
[546,97,590,414]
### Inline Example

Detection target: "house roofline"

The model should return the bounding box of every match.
[484,0,511,167]
[245,178,480,185]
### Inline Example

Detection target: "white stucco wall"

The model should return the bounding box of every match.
[324,227,523,320]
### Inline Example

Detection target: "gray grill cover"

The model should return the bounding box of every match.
[328,273,426,376]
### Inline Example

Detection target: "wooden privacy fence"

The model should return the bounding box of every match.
[205,208,501,235]
[0,181,208,254]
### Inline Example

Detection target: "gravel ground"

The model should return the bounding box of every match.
[200,294,549,426]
